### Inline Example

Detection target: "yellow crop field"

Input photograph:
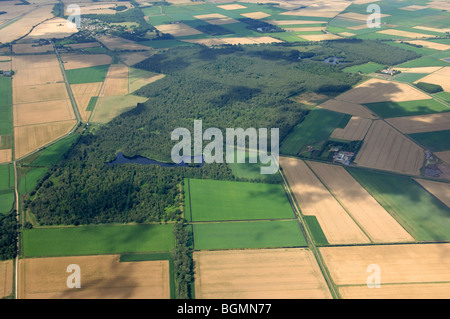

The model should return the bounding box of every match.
[414,179,450,208]
[317,99,378,119]
[0,5,54,43]
[307,161,414,243]
[330,116,372,141]
[386,112,450,134]
[13,83,68,104]
[14,120,77,159]
[61,54,112,70]
[280,157,370,245]
[194,248,332,299]
[19,255,170,299]
[335,78,431,104]
[71,82,103,122]
[0,260,13,299]
[354,120,424,175]
[14,100,75,127]
[0,149,12,164]
[26,17,78,40]
[320,244,450,299]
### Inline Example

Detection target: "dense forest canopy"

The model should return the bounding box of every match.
[26,42,421,226]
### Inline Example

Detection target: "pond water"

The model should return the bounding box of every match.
[323,56,343,64]
[107,152,204,167]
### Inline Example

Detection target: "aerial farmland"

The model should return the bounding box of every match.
[0,0,449,305]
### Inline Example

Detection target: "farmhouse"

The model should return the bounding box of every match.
[333,151,355,165]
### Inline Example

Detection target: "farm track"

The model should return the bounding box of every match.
[52,41,82,125]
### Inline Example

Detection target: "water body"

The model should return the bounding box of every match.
[323,56,343,65]
[107,152,204,167]
[445,58,450,63]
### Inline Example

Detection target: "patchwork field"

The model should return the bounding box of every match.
[280,157,370,245]
[0,163,14,214]
[335,78,431,104]
[12,83,68,104]
[193,220,306,250]
[414,67,450,92]
[22,224,175,257]
[71,82,103,122]
[14,120,77,159]
[12,55,63,87]
[0,149,12,164]
[25,17,78,40]
[280,108,349,155]
[348,168,450,241]
[12,43,53,54]
[313,161,414,241]
[408,130,450,152]
[414,178,450,208]
[65,64,110,84]
[363,99,450,118]
[61,54,112,70]
[11,53,77,159]
[97,35,152,51]
[89,94,148,123]
[99,64,129,97]
[0,260,13,299]
[30,133,79,167]
[354,120,424,175]
[14,100,75,127]
[320,244,450,299]
[186,178,294,222]
[386,112,450,134]
[19,255,170,299]
[330,116,372,141]
[317,99,378,119]
[194,248,332,299]
[0,5,54,43]
[154,23,203,37]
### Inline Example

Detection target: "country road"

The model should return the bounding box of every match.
[13,161,19,299]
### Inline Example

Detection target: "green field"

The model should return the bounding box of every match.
[187,178,295,221]
[303,215,328,246]
[393,73,427,84]
[19,167,49,195]
[397,57,450,68]
[280,108,347,155]
[0,191,14,215]
[22,224,175,257]
[86,97,98,112]
[193,220,306,250]
[348,168,450,241]
[408,130,450,152]
[434,91,450,104]
[66,64,110,84]
[0,77,13,136]
[0,164,14,214]
[0,164,13,190]
[363,99,450,118]
[31,134,80,167]
[343,62,385,74]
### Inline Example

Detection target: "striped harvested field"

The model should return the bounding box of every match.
[280,157,369,245]
[307,161,414,243]
[354,120,424,175]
